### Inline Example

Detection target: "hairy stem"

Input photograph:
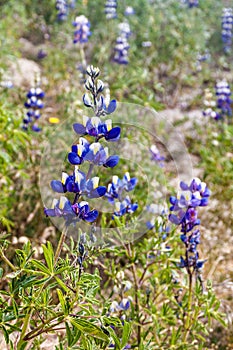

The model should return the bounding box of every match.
[54,226,68,265]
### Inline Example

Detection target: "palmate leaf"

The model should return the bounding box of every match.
[69,317,109,342]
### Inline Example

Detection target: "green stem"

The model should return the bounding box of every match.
[23,312,63,341]
[54,226,68,266]
[0,250,16,271]
[183,271,193,342]
[17,308,33,349]
[80,45,87,69]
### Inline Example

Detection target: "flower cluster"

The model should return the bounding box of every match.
[124,6,135,16]
[105,0,117,20]
[203,81,232,121]
[113,22,131,65]
[215,80,232,118]
[222,8,233,53]
[105,172,138,217]
[169,178,210,271]
[56,0,76,21]
[22,86,45,132]
[150,144,165,167]
[196,50,210,71]
[73,15,91,44]
[44,66,120,226]
[56,0,68,21]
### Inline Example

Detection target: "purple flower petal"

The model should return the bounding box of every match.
[50,180,64,193]
[68,152,82,165]
[104,155,119,168]
[73,123,86,134]
[105,126,121,141]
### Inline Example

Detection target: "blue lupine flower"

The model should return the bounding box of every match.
[150,145,165,167]
[105,172,137,204]
[73,15,91,44]
[44,196,98,223]
[113,36,130,65]
[68,138,119,168]
[114,196,138,217]
[105,0,117,19]
[23,86,45,132]
[118,298,131,311]
[50,166,106,198]
[215,80,232,118]
[124,6,135,16]
[56,0,68,21]
[73,116,120,141]
[222,8,233,53]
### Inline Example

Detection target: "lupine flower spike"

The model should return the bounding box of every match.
[44,66,120,227]
[203,81,232,121]
[73,15,91,44]
[169,178,210,279]
[113,23,131,65]
[222,8,233,53]
[22,83,45,132]
[56,0,68,21]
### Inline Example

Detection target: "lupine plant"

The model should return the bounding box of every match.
[221,7,233,53]
[0,64,227,349]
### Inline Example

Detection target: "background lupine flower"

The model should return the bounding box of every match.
[150,144,165,167]
[105,172,137,204]
[169,178,210,272]
[221,8,233,53]
[73,15,91,44]
[142,41,152,48]
[114,196,138,217]
[215,80,232,118]
[105,0,117,19]
[196,50,210,71]
[113,36,130,65]
[0,80,13,88]
[56,0,68,21]
[203,89,217,120]
[124,6,135,16]
[118,22,131,39]
[23,86,45,132]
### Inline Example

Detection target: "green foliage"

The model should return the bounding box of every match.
[0,103,31,231]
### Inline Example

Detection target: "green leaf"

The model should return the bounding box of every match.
[121,321,131,348]
[31,260,51,275]
[57,288,68,315]
[69,317,109,342]
[42,242,54,272]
